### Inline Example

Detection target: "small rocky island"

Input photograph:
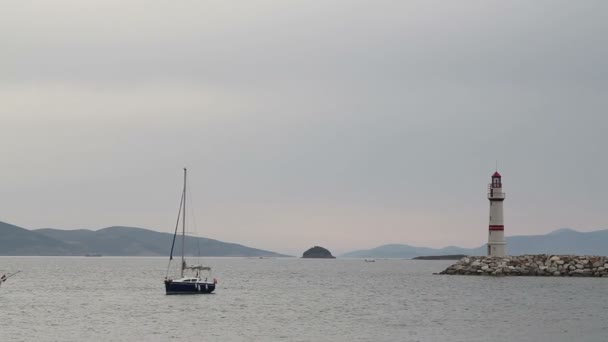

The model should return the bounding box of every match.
[302,246,335,259]
[439,255,608,277]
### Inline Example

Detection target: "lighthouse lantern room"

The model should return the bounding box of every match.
[487,171,506,257]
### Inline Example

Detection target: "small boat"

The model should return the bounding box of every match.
[0,271,20,288]
[364,259,376,262]
[164,168,216,295]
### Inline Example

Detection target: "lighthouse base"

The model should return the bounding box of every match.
[487,243,506,257]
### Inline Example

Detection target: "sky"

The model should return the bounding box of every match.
[1,0,607,255]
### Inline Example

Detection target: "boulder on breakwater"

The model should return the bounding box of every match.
[439,255,608,277]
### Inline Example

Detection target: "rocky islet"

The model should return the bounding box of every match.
[302,246,335,259]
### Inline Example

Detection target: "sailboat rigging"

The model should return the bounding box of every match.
[164,168,216,294]
[0,271,20,288]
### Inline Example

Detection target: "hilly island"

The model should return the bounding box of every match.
[340,228,608,258]
[3,220,608,258]
[0,221,288,257]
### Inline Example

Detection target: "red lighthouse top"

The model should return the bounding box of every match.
[491,171,502,188]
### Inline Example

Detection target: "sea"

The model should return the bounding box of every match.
[1,257,607,342]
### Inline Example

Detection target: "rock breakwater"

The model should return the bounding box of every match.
[439,255,608,277]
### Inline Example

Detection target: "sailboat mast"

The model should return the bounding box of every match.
[181,167,187,278]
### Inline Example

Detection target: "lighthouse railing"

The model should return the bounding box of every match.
[487,191,506,199]
[487,185,506,199]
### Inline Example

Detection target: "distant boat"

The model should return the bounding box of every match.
[164,168,216,295]
[364,259,376,262]
[0,271,20,288]
[85,253,102,257]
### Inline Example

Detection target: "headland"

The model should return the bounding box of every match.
[413,254,467,260]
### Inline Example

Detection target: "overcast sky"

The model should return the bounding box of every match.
[1,0,606,255]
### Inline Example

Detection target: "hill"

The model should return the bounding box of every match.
[341,228,608,258]
[412,254,467,260]
[0,221,289,257]
[0,221,82,255]
[341,243,480,259]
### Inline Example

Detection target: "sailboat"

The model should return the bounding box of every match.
[0,271,20,288]
[164,168,216,294]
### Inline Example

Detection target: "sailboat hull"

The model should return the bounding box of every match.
[164,280,215,294]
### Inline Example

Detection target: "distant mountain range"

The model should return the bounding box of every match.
[341,228,608,258]
[4,220,606,258]
[0,221,289,257]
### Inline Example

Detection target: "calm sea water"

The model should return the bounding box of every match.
[1,257,607,342]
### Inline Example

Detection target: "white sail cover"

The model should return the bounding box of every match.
[185,265,211,271]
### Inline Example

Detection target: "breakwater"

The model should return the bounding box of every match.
[439,255,608,277]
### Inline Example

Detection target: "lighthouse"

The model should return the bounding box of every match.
[487,171,506,257]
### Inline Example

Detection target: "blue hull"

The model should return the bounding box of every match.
[164,280,215,294]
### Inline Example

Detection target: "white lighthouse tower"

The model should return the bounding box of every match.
[487,171,506,257]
